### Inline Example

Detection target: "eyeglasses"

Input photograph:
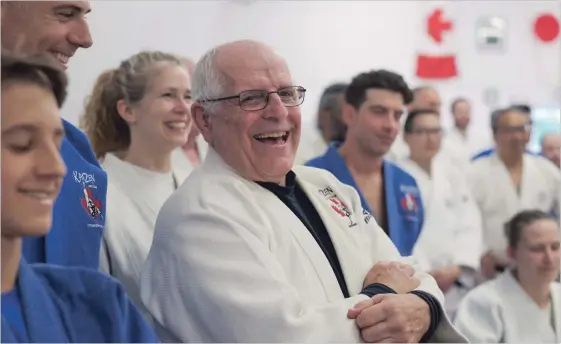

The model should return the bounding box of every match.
[497,124,532,134]
[410,128,443,135]
[199,86,306,111]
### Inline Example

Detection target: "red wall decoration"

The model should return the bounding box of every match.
[534,13,559,43]
[415,8,458,80]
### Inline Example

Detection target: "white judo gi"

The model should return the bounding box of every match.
[454,270,561,343]
[99,153,189,320]
[469,153,561,265]
[139,148,467,343]
[444,126,491,162]
[397,158,483,317]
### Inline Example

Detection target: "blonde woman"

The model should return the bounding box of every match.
[80,51,192,317]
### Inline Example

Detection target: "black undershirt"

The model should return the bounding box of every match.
[256,171,351,298]
[256,171,440,341]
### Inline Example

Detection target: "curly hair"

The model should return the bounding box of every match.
[345,70,413,109]
[79,51,183,159]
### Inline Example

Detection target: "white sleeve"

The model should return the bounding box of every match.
[141,204,369,343]
[361,211,443,296]
[454,290,504,343]
[345,184,468,343]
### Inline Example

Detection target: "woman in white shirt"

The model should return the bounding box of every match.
[454,209,561,343]
[80,51,192,318]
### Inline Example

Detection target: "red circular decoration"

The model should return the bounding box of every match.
[534,14,560,43]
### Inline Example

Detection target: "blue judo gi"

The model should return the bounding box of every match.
[306,142,424,256]
[23,120,107,269]
[1,258,159,343]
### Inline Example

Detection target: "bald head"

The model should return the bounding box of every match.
[541,132,561,167]
[191,40,290,105]
[408,86,441,114]
[214,40,289,87]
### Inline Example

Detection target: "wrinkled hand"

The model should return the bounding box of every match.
[363,261,420,294]
[480,252,497,279]
[430,266,461,292]
[348,293,431,343]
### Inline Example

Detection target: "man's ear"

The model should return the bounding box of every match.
[191,102,212,143]
[116,99,136,124]
[341,103,356,127]
[506,246,515,262]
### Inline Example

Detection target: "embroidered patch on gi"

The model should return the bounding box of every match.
[318,186,357,228]
[400,193,419,213]
[73,170,104,227]
[362,209,373,224]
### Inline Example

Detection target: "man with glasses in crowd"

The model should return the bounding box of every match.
[472,104,534,160]
[139,39,465,343]
[470,106,561,279]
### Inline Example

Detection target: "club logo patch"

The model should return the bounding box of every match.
[319,186,357,228]
[73,170,104,228]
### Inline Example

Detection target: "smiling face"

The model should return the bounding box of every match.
[192,42,301,184]
[124,63,192,153]
[1,82,66,237]
[1,1,93,70]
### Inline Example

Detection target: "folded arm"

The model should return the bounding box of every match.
[141,208,370,343]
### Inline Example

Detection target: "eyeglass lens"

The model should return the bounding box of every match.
[239,86,305,110]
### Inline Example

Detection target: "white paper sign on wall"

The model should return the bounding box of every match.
[475,16,508,53]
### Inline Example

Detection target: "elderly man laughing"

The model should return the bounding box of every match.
[139,39,466,343]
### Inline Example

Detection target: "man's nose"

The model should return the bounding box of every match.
[68,20,93,49]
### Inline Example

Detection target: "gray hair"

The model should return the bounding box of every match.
[191,47,228,113]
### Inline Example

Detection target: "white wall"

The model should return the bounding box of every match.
[63,0,560,146]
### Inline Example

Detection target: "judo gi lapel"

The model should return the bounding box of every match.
[1,318,18,343]
[519,154,535,206]
[296,176,369,296]
[206,148,345,300]
[490,153,520,208]
[322,143,371,213]
[17,259,72,342]
[382,161,399,236]
[499,271,560,340]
